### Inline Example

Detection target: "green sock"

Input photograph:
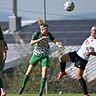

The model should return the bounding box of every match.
[0,78,3,88]
[39,78,46,95]
[21,75,30,88]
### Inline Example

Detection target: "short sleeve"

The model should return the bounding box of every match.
[48,32,55,42]
[31,32,40,40]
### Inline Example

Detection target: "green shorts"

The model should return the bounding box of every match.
[29,54,49,67]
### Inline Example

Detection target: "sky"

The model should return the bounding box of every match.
[0,0,96,21]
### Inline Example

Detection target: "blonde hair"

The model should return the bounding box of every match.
[36,18,45,25]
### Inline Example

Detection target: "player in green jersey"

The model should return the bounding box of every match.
[0,25,8,96]
[18,22,63,96]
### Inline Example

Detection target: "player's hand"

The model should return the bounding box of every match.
[57,42,64,48]
[58,44,64,48]
[85,47,95,56]
[40,36,48,41]
[41,36,48,39]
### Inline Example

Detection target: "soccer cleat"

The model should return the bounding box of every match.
[18,87,24,95]
[56,71,67,80]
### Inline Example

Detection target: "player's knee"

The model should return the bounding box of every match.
[42,73,47,78]
[26,65,33,75]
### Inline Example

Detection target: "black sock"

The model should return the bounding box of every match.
[60,62,66,72]
[78,78,88,95]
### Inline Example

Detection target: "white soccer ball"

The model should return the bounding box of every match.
[64,1,75,12]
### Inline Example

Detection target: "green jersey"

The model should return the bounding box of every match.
[32,31,55,57]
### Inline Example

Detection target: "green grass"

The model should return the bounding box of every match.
[7,93,96,96]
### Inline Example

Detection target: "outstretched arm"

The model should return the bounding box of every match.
[55,41,64,48]
[89,52,96,56]
[49,32,64,48]
[30,36,47,45]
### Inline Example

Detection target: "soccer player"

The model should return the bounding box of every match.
[56,26,96,96]
[0,25,8,96]
[18,23,64,96]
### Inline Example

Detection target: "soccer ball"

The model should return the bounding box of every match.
[64,1,75,12]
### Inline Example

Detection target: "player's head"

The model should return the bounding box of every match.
[40,23,49,28]
[90,26,96,36]
[40,23,49,34]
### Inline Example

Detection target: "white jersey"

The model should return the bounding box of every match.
[77,36,96,61]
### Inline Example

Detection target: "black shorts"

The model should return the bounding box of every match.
[68,51,88,70]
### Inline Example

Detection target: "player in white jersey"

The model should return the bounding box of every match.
[56,26,96,96]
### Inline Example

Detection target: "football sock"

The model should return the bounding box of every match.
[78,78,88,95]
[21,75,30,89]
[39,77,46,95]
[60,62,66,72]
[0,78,3,88]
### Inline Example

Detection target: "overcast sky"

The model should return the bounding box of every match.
[0,0,96,21]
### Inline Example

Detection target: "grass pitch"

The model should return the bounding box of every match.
[8,93,96,96]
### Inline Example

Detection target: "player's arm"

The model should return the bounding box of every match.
[54,40,64,48]
[89,52,96,56]
[30,37,45,45]
[29,32,46,45]
[91,46,96,56]
[49,32,64,48]
[86,47,96,56]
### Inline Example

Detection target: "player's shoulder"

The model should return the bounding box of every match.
[32,31,41,38]
[33,31,41,35]
[47,32,53,36]
[86,36,92,41]
[35,31,41,34]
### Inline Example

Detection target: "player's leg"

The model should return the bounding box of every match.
[0,72,6,96]
[56,53,71,79]
[38,57,48,96]
[75,60,90,96]
[0,63,6,96]
[39,67,47,96]
[0,42,7,96]
[18,54,40,95]
[18,64,33,95]
[59,54,70,71]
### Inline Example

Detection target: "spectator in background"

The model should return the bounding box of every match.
[0,25,8,96]
[56,26,96,96]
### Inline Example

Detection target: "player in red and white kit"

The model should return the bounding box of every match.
[56,26,96,96]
